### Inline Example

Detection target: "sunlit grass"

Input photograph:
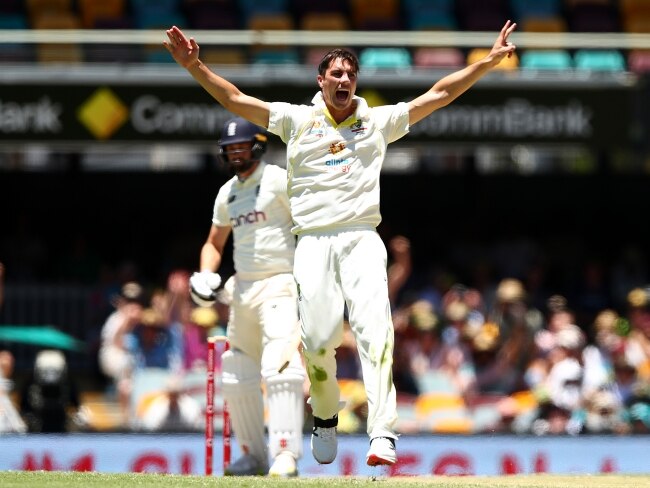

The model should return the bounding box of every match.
[0,472,648,488]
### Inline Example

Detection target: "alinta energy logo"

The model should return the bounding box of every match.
[77,87,128,140]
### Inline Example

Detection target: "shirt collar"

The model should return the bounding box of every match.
[311,91,370,126]
[236,160,264,184]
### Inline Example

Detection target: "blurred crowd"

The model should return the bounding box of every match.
[2,231,650,437]
[95,269,229,432]
[335,236,650,437]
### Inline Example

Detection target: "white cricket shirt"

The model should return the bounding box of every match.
[212,162,295,280]
[268,92,409,234]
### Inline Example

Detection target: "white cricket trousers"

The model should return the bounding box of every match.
[294,227,397,440]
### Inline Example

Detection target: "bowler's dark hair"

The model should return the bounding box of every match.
[318,49,360,76]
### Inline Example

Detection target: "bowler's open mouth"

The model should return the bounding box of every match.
[336,90,348,102]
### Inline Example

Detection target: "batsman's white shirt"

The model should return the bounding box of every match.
[268,92,409,234]
[212,162,304,464]
[212,161,295,279]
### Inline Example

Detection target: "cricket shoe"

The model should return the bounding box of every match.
[268,451,298,477]
[224,454,267,476]
[311,415,338,464]
[366,437,397,466]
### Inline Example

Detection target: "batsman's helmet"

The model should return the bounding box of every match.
[218,117,268,162]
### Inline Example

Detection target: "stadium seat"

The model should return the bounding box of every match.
[403,0,454,9]
[467,48,519,70]
[509,0,561,21]
[620,0,650,22]
[0,15,28,29]
[574,49,626,71]
[405,9,457,31]
[78,0,125,29]
[31,11,81,29]
[304,46,338,67]
[0,0,25,14]
[252,48,300,65]
[184,0,241,30]
[299,12,350,31]
[521,16,567,32]
[290,0,348,15]
[565,0,611,6]
[359,47,412,69]
[238,0,289,12]
[519,49,572,69]
[247,12,294,31]
[237,0,290,24]
[457,0,509,30]
[567,4,620,32]
[26,0,73,16]
[201,47,248,65]
[413,47,464,69]
[462,11,510,31]
[402,0,456,30]
[130,0,182,15]
[349,0,400,30]
[623,16,650,33]
[135,12,187,30]
[628,50,650,73]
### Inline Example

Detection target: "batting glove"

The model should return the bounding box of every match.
[189,271,222,307]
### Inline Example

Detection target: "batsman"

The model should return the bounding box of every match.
[189,116,305,477]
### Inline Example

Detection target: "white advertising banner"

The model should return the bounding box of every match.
[1,434,648,476]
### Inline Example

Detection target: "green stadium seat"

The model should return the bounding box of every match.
[574,49,626,71]
[0,15,28,29]
[360,48,412,69]
[252,49,300,65]
[520,49,572,70]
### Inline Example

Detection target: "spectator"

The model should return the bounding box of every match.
[0,262,14,381]
[530,401,575,436]
[524,295,575,391]
[127,305,182,372]
[624,286,650,382]
[402,299,442,395]
[0,262,26,434]
[387,235,412,308]
[611,356,639,406]
[336,320,362,381]
[98,281,146,423]
[478,278,537,395]
[579,389,627,434]
[544,326,586,413]
[582,309,625,396]
[138,376,203,432]
[182,306,215,371]
[625,394,650,434]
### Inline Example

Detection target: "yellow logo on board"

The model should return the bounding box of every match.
[78,88,128,140]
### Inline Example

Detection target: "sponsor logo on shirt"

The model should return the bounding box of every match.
[230,210,267,228]
[351,120,367,134]
[329,142,346,154]
[324,158,351,173]
[308,120,325,138]
[325,158,346,166]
